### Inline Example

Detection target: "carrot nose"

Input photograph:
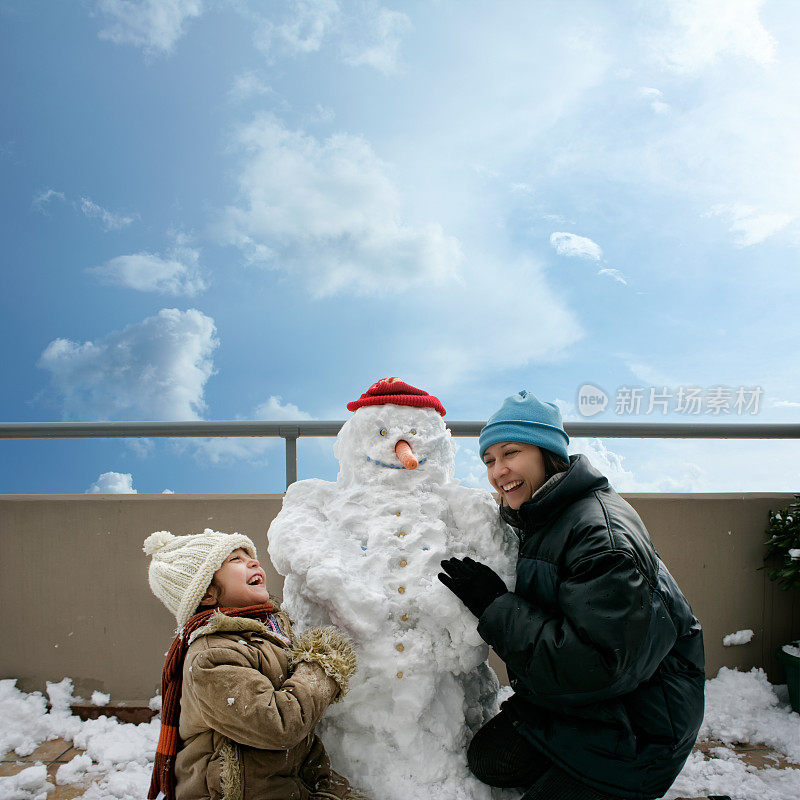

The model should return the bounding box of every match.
[395,440,418,470]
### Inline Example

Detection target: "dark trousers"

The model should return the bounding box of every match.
[467,709,625,800]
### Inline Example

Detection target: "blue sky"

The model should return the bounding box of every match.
[1,0,798,495]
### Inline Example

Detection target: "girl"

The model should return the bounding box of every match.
[438,391,705,800]
[144,528,368,800]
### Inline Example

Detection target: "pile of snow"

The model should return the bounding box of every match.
[0,764,53,800]
[665,667,800,800]
[0,669,797,800]
[0,678,158,800]
[699,667,800,761]
[723,628,755,646]
[91,690,110,707]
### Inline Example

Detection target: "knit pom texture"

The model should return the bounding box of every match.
[143,530,176,555]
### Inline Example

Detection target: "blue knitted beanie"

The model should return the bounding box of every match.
[479,390,569,461]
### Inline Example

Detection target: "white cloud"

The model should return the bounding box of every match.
[86,471,137,494]
[595,67,800,249]
[549,231,603,260]
[414,256,583,387]
[657,0,777,74]
[638,86,670,114]
[571,438,710,492]
[307,104,335,123]
[38,308,218,421]
[625,361,676,387]
[343,7,411,75]
[88,246,206,296]
[254,0,339,57]
[96,0,203,57]
[253,396,314,421]
[32,189,66,213]
[32,189,138,230]
[553,397,579,422]
[79,197,136,230]
[220,115,462,296]
[193,396,314,464]
[703,204,795,247]
[251,1,411,75]
[609,438,800,492]
[598,267,628,285]
[229,72,275,103]
[452,439,490,490]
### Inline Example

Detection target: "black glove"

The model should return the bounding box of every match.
[438,556,508,618]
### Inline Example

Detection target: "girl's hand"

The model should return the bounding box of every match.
[438,556,509,618]
[288,626,358,700]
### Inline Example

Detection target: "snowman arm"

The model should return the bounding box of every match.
[446,488,516,555]
[267,481,337,574]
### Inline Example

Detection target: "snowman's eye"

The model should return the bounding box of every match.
[379,428,387,436]
[409,429,416,435]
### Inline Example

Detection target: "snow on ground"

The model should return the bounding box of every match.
[1,669,798,800]
[699,668,800,763]
[663,668,800,800]
[0,678,158,799]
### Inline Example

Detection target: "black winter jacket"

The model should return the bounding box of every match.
[477,455,705,800]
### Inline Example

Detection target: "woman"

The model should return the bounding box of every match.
[438,391,705,800]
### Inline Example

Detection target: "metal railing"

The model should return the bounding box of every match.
[2,420,799,489]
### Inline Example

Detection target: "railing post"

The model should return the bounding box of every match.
[280,427,299,489]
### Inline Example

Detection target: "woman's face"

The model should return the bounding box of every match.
[482,441,547,509]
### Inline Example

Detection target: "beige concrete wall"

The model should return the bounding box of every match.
[630,493,800,680]
[0,495,284,705]
[1,492,798,705]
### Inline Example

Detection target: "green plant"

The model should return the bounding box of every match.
[764,495,800,591]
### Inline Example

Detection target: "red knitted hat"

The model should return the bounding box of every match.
[347,377,446,416]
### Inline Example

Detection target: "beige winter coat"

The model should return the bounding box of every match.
[175,611,361,800]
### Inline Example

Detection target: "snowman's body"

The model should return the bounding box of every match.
[268,402,517,800]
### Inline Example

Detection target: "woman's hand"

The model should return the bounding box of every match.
[438,556,509,618]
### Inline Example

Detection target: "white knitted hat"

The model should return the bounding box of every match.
[143,528,258,628]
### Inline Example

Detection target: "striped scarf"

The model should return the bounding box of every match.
[147,602,275,800]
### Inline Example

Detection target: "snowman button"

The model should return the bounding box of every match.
[396,643,404,652]
[401,614,408,621]
[398,586,405,594]
[395,512,401,517]
[397,531,406,537]
[396,671,403,679]
[399,559,407,567]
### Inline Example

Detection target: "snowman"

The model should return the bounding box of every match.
[267,378,517,800]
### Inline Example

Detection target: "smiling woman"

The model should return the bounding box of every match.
[438,391,706,800]
[480,393,570,509]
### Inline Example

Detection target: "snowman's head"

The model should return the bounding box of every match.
[334,404,455,486]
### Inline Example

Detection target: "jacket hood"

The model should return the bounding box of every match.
[501,454,608,530]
